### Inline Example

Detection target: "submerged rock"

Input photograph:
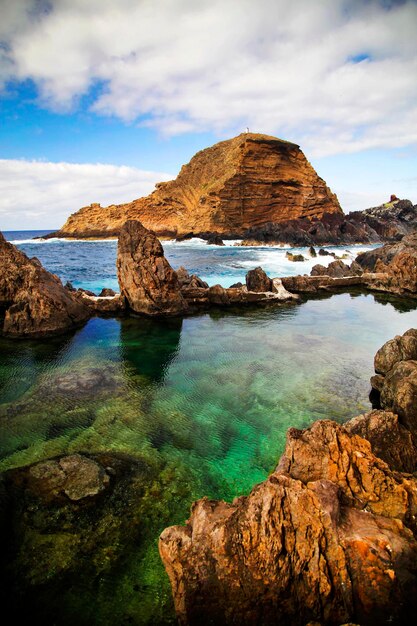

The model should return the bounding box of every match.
[117,220,188,316]
[0,231,90,337]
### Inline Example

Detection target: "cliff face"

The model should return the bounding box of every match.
[159,330,417,626]
[52,133,342,238]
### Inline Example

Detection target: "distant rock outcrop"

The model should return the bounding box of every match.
[0,232,90,337]
[159,330,417,626]
[48,133,343,239]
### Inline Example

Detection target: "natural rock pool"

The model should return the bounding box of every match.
[1,288,417,624]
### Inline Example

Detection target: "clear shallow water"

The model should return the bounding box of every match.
[5,230,376,292]
[1,231,417,624]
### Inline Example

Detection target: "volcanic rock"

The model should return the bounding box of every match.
[356,232,417,297]
[206,233,225,246]
[346,410,417,473]
[160,332,417,625]
[245,266,272,292]
[160,417,417,626]
[49,133,342,239]
[311,259,357,278]
[98,288,116,297]
[117,220,188,316]
[0,231,90,337]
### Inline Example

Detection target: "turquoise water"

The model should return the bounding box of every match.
[1,232,417,624]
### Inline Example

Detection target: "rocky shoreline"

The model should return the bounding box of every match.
[159,329,417,625]
[2,222,417,338]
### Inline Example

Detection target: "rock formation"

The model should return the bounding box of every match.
[279,232,417,298]
[355,232,417,297]
[0,232,91,337]
[240,196,417,246]
[159,330,417,625]
[117,221,299,315]
[48,133,343,239]
[117,220,188,316]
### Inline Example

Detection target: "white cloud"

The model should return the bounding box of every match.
[0,0,416,156]
[0,159,172,230]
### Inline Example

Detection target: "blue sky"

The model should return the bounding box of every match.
[1,0,417,229]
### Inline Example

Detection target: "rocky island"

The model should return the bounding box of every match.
[45,134,417,246]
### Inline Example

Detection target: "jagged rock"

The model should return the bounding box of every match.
[309,246,317,257]
[116,220,188,316]
[319,248,332,256]
[98,288,116,297]
[206,233,225,246]
[160,418,417,626]
[160,332,417,625]
[245,266,272,292]
[374,329,417,375]
[286,252,305,262]
[176,266,209,289]
[311,259,355,278]
[48,133,342,239]
[0,231,90,337]
[346,410,417,473]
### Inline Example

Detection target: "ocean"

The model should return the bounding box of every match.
[1,230,417,624]
[5,229,378,293]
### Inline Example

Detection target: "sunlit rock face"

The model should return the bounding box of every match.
[159,330,417,626]
[51,133,342,239]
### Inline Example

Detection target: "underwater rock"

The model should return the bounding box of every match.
[160,331,417,625]
[117,220,188,316]
[0,451,179,624]
[27,454,110,501]
[0,231,90,337]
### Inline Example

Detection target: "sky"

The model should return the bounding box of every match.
[0,0,417,230]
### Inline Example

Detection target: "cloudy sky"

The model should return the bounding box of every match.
[1,0,417,229]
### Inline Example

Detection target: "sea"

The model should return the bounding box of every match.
[2,230,417,624]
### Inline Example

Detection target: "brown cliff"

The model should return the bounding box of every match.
[50,133,342,239]
[159,330,417,626]
[0,232,90,337]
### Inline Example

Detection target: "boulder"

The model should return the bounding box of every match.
[116,220,188,316]
[311,259,356,278]
[206,233,225,246]
[245,267,272,292]
[160,419,417,626]
[0,232,90,337]
[355,233,417,297]
[98,288,116,297]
